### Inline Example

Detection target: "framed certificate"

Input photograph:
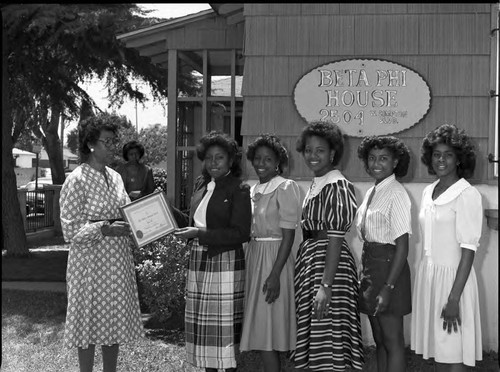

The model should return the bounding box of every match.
[120,190,178,247]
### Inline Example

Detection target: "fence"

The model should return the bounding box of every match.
[24,190,55,232]
[17,185,62,234]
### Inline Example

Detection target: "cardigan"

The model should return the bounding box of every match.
[189,173,251,257]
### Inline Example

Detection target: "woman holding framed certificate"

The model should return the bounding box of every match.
[174,131,252,372]
[59,115,143,372]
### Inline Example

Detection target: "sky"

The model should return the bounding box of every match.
[64,4,211,143]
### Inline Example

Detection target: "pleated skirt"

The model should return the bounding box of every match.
[184,239,245,369]
[292,238,364,371]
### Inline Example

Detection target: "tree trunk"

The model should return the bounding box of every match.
[2,16,28,256]
[43,108,66,185]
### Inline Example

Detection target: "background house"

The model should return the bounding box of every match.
[12,148,36,168]
[118,3,498,351]
[38,147,78,171]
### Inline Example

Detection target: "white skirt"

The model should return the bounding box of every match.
[411,256,482,366]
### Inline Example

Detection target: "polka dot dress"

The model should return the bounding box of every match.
[60,164,144,349]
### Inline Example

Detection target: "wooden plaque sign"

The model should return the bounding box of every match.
[293,59,431,137]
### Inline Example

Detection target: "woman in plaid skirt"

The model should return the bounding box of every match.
[175,131,252,372]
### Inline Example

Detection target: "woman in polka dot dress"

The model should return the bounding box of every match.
[60,115,143,372]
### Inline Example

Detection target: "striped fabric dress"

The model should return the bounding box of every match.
[292,170,364,371]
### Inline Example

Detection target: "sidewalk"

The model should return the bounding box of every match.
[2,281,66,292]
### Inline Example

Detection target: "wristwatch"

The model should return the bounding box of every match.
[321,282,332,288]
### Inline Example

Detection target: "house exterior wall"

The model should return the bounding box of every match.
[241,3,493,184]
[15,154,35,168]
[241,3,498,351]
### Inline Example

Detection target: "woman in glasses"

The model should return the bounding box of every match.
[60,114,143,372]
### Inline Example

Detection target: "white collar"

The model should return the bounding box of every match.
[251,175,286,197]
[429,178,471,205]
[306,169,345,200]
[373,173,396,192]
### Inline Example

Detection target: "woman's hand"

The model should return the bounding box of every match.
[173,227,199,240]
[373,286,392,316]
[263,272,280,304]
[313,286,332,320]
[102,221,131,237]
[441,298,461,334]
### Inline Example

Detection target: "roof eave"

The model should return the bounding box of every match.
[117,8,216,41]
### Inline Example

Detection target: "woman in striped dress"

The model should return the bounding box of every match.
[292,121,364,371]
[355,136,412,372]
[174,131,251,372]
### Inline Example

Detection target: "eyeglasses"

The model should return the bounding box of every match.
[97,138,119,147]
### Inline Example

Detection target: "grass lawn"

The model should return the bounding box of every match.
[2,235,498,371]
[2,289,498,372]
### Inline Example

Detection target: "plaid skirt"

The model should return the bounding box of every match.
[185,238,245,369]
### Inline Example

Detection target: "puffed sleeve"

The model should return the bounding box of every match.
[59,175,108,246]
[456,186,483,251]
[390,189,412,241]
[276,180,302,229]
[323,179,358,238]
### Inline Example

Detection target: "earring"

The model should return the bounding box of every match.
[90,148,94,153]
[275,165,279,172]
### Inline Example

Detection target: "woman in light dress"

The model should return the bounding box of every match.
[60,115,143,372]
[240,134,301,372]
[411,124,483,371]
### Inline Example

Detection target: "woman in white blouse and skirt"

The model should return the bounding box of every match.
[411,124,483,371]
[356,136,412,372]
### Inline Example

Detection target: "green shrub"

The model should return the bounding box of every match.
[152,167,168,193]
[133,234,189,327]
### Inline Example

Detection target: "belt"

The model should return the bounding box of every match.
[303,229,328,240]
[252,237,282,241]
[89,219,123,224]
[363,241,396,255]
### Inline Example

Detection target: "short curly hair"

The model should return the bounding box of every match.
[357,136,411,178]
[295,120,344,166]
[421,124,476,179]
[78,116,119,162]
[197,131,243,178]
[122,140,145,161]
[246,133,289,174]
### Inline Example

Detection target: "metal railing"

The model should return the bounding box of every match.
[24,189,55,232]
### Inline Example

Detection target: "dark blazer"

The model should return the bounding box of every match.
[189,173,251,258]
